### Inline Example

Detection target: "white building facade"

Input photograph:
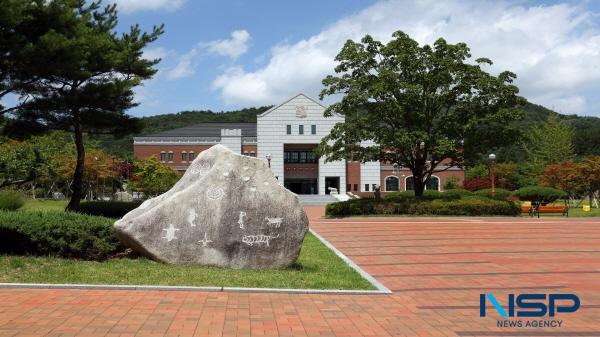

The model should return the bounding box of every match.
[133,93,464,195]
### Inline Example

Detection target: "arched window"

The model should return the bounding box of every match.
[385,176,399,191]
[188,151,195,161]
[426,176,440,191]
[405,176,414,191]
[405,175,440,191]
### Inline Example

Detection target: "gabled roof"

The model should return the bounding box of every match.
[142,123,257,138]
[258,93,327,118]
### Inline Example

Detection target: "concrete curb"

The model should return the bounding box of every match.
[308,228,392,294]
[0,283,385,295]
[0,229,390,295]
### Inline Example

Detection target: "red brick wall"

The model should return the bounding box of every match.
[346,161,361,193]
[284,163,318,178]
[379,169,464,192]
[133,144,213,171]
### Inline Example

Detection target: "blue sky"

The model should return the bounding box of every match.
[111,0,600,117]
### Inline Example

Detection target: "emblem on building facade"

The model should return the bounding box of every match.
[295,105,307,118]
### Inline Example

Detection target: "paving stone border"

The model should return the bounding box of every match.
[0,228,391,295]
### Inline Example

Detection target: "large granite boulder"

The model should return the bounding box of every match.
[114,144,309,269]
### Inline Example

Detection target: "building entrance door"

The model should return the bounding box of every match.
[325,177,340,194]
[284,179,318,194]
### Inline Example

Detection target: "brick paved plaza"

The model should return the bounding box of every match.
[1,207,599,337]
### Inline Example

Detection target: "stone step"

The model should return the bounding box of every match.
[296,195,338,205]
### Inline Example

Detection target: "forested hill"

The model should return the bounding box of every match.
[518,102,600,157]
[139,106,272,136]
[96,102,600,160]
[95,106,271,157]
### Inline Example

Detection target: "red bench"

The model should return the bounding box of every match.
[531,205,569,218]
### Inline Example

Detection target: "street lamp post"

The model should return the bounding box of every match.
[488,153,496,198]
[266,154,272,168]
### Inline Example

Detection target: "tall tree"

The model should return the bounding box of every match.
[523,114,574,174]
[3,0,163,210]
[318,31,523,196]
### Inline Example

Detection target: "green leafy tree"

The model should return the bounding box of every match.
[523,114,574,174]
[0,132,74,195]
[318,31,523,196]
[131,157,179,197]
[3,0,163,210]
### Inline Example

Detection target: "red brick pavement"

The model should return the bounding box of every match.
[1,207,599,337]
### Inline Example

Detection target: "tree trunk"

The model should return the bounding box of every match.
[66,115,85,211]
[413,170,426,197]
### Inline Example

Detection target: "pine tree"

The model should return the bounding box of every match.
[3,0,163,210]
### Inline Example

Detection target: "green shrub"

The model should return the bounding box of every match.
[326,197,520,217]
[443,189,473,198]
[0,190,25,211]
[412,197,521,216]
[0,211,122,260]
[78,201,142,218]
[513,186,567,203]
[385,189,462,201]
[384,191,416,202]
[443,176,461,190]
[326,199,379,216]
[474,188,512,200]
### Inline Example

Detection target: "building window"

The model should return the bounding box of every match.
[405,176,414,191]
[426,176,440,191]
[249,151,256,157]
[372,184,377,191]
[283,151,317,163]
[188,152,195,161]
[347,184,351,192]
[181,152,187,162]
[311,125,316,135]
[385,176,399,191]
[167,151,174,162]
[365,184,370,192]
[299,125,304,135]
[286,125,291,135]
[160,151,166,162]
[353,184,358,191]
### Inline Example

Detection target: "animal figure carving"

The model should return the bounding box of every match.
[264,217,283,228]
[242,234,279,247]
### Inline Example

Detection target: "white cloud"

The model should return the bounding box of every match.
[143,47,168,61]
[205,30,251,59]
[211,0,600,116]
[110,0,186,13]
[166,48,198,80]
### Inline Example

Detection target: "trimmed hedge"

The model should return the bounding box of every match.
[473,188,512,200]
[513,186,567,203]
[326,197,520,217]
[385,190,462,202]
[78,201,142,218]
[0,190,25,211]
[410,197,520,216]
[0,211,122,260]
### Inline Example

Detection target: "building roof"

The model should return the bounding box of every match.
[143,122,257,138]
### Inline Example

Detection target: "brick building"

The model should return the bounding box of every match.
[133,93,464,196]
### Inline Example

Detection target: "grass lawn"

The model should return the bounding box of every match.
[20,199,68,212]
[0,232,375,290]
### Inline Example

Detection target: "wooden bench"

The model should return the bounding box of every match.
[532,205,569,218]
